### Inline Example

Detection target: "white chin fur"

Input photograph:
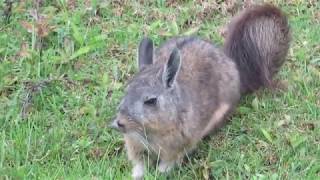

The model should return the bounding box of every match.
[158,161,174,173]
[132,163,144,180]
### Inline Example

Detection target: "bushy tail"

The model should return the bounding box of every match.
[223,4,291,94]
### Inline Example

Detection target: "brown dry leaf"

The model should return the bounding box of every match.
[21,102,33,119]
[36,13,54,37]
[265,153,278,166]
[85,0,91,9]
[17,41,30,58]
[268,79,289,91]
[82,78,94,86]
[37,21,51,37]
[108,44,122,58]
[20,21,34,33]
[314,11,320,23]
[21,10,54,38]
[165,0,179,7]
[20,20,53,38]
[113,7,124,16]
[16,0,27,13]
[89,147,104,159]
[111,0,125,16]
[67,0,76,10]
[225,0,237,10]
[73,60,84,71]
[300,123,315,131]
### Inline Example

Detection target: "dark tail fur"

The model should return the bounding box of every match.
[223,4,291,94]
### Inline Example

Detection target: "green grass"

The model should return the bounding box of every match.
[0,0,319,179]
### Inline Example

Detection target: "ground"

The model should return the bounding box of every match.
[0,0,319,179]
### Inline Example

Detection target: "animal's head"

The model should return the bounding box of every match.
[111,38,182,136]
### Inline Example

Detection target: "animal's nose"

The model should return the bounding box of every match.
[117,120,125,128]
[110,118,126,131]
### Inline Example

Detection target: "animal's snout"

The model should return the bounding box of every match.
[116,120,125,128]
[110,118,126,132]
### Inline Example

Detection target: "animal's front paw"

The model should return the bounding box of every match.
[132,164,144,180]
[158,161,174,173]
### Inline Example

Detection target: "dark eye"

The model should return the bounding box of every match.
[144,97,157,106]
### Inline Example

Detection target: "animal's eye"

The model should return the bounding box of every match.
[144,97,157,106]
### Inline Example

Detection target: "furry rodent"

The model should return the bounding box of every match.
[111,4,291,180]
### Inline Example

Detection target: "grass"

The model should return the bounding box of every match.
[0,0,319,179]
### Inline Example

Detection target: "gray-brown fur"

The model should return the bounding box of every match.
[111,4,291,180]
[224,4,291,94]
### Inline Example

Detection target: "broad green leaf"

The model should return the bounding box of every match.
[149,20,163,32]
[71,23,84,46]
[289,134,306,149]
[260,128,273,143]
[238,106,252,114]
[182,26,200,36]
[252,97,259,111]
[90,34,108,44]
[170,21,179,35]
[0,48,5,54]
[69,46,91,60]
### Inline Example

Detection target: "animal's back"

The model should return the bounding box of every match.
[154,37,241,138]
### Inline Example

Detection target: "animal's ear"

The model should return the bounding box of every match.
[162,48,181,88]
[138,37,154,70]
